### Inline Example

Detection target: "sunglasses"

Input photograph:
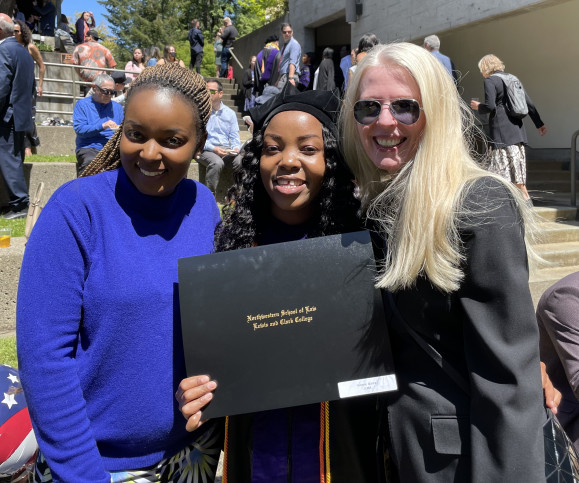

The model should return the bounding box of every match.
[96,86,115,96]
[209,89,219,94]
[353,98,422,125]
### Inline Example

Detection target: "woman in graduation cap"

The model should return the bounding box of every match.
[176,85,384,483]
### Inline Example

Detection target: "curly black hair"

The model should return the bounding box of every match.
[215,124,361,252]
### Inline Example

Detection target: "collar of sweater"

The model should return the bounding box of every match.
[114,167,194,221]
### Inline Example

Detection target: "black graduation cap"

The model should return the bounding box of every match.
[249,83,341,138]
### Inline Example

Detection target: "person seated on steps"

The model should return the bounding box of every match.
[196,80,241,198]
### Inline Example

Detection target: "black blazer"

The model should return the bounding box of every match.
[0,37,35,132]
[188,27,204,55]
[316,58,335,92]
[242,68,254,100]
[477,72,544,148]
[382,177,546,482]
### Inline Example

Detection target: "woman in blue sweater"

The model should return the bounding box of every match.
[17,64,223,482]
[176,86,383,482]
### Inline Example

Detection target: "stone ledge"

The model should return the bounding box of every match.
[32,126,251,155]
[35,126,76,156]
[1,161,235,208]
[0,237,25,333]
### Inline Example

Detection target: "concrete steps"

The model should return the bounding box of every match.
[527,180,578,307]
[529,265,579,308]
[34,72,250,130]
[536,219,579,244]
[534,241,579,266]
[527,158,578,205]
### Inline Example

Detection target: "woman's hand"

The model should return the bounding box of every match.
[470,100,480,110]
[541,362,561,414]
[538,126,547,136]
[175,375,217,432]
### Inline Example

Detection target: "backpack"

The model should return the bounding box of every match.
[492,72,528,119]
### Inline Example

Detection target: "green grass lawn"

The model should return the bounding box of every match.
[0,336,17,368]
[27,154,75,163]
[1,154,73,236]
[0,216,26,237]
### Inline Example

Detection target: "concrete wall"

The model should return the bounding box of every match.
[436,0,579,149]
[348,0,553,42]
[33,125,76,156]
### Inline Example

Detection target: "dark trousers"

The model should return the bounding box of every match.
[197,150,242,194]
[220,47,231,78]
[75,147,100,177]
[190,51,203,74]
[0,124,28,209]
[24,89,40,150]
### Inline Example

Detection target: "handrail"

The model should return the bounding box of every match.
[571,130,578,207]
[43,61,131,75]
[39,62,137,110]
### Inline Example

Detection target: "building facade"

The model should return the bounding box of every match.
[233,0,578,152]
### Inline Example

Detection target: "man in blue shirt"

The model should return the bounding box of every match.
[73,74,124,176]
[339,45,351,92]
[197,80,241,196]
[276,23,301,90]
[423,35,458,83]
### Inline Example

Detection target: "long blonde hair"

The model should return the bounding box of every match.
[341,42,538,293]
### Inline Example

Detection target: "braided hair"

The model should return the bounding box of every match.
[81,63,211,177]
[215,124,361,252]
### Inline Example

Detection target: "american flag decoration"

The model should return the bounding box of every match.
[0,364,38,478]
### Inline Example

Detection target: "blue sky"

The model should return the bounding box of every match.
[61,0,107,29]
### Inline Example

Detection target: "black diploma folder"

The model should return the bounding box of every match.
[178,230,397,418]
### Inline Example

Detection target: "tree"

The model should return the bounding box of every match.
[98,0,183,54]
[98,0,287,67]
[235,0,287,34]
[99,0,237,55]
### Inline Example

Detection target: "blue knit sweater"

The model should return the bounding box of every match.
[17,168,220,482]
[73,96,124,151]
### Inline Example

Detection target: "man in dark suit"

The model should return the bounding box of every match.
[0,13,35,219]
[188,19,204,74]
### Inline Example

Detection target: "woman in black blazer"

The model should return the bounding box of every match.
[341,42,546,482]
[471,54,547,204]
[242,55,257,112]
